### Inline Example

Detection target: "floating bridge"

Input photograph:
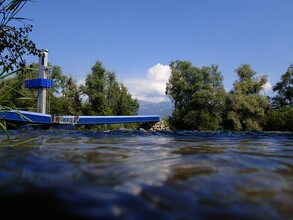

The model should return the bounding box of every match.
[0,49,160,126]
[0,110,160,125]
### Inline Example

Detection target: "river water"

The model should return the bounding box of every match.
[0,129,292,219]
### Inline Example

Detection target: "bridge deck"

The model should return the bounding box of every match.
[0,110,51,124]
[0,110,160,125]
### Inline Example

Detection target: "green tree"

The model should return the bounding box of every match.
[0,0,39,78]
[82,61,108,115]
[25,64,82,115]
[50,76,82,115]
[166,60,226,130]
[0,63,38,111]
[225,64,269,131]
[115,83,139,115]
[50,65,67,96]
[0,63,83,115]
[0,0,39,138]
[106,72,120,114]
[263,64,293,131]
[82,60,139,116]
[263,107,293,131]
[272,64,293,107]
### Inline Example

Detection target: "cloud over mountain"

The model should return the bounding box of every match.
[124,63,171,102]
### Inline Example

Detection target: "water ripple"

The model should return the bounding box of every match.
[0,130,292,219]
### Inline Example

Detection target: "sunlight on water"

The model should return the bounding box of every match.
[0,130,292,219]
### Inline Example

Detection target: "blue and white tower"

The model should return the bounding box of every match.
[25,49,53,114]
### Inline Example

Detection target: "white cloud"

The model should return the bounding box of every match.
[124,63,171,102]
[147,63,171,81]
[260,81,276,96]
[77,79,85,86]
[261,81,272,93]
[76,63,171,103]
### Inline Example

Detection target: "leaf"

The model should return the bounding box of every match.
[11,136,42,147]
[0,78,22,100]
[0,121,9,140]
[16,97,35,100]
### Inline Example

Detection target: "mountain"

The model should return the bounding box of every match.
[137,100,173,118]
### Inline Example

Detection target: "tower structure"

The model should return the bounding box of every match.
[25,49,53,114]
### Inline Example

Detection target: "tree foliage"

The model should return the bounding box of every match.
[165,62,281,131]
[0,63,37,111]
[0,0,38,138]
[50,76,82,115]
[224,64,269,131]
[0,60,138,120]
[0,63,79,116]
[272,64,293,107]
[233,64,267,95]
[82,61,139,116]
[0,0,39,78]
[166,60,226,130]
[263,107,293,131]
[262,64,293,131]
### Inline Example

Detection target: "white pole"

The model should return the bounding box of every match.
[37,49,49,114]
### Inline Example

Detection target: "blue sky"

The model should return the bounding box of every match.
[21,0,293,102]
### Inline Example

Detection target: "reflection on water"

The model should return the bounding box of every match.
[0,130,292,219]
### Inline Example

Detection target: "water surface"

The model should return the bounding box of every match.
[0,130,292,219]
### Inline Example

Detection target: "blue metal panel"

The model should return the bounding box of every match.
[25,78,53,88]
[77,115,160,125]
[0,111,160,125]
[0,110,51,124]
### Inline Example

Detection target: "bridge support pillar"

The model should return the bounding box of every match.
[37,49,49,114]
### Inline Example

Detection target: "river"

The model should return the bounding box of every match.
[0,129,292,219]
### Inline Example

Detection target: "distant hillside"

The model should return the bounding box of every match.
[138,100,173,118]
